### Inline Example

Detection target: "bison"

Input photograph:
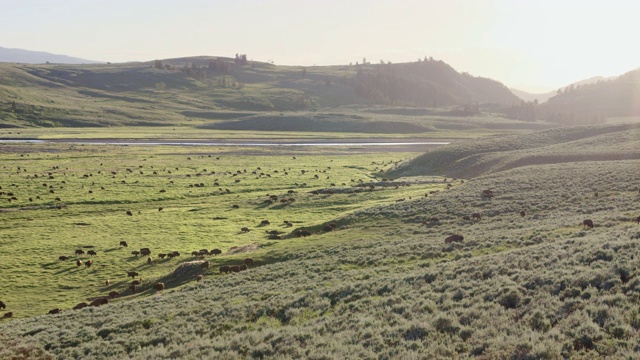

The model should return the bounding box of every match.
[295,229,311,237]
[154,282,165,291]
[105,279,110,287]
[127,271,139,278]
[210,249,222,256]
[445,234,464,244]
[126,210,133,216]
[472,213,482,220]
[73,302,88,310]
[583,219,594,228]
[0,300,5,309]
[462,215,471,221]
[201,261,210,269]
[260,220,270,225]
[219,265,230,274]
[229,265,240,273]
[232,204,240,209]
[75,249,85,256]
[87,250,97,256]
[119,241,128,247]
[147,257,152,265]
[59,255,69,261]
[158,253,167,259]
[636,216,640,224]
[239,264,248,271]
[519,211,526,217]
[244,258,254,266]
[76,260,83,267]
[3,312,13,318]
[48,308,62,315]
[109,291,119,298]
[241,227,250,233]
[131,280,141,286]
[131,251,140,256]
[85,260,93,268]
[128,284,137,293]
[90,298,108,307]
[140,248,151,256]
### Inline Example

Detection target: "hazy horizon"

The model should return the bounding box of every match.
[1,0,638,93]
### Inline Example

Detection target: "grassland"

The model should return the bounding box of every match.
[1,123,640,358]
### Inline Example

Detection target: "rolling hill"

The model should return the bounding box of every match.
[0,46,101,64]
[0,56,522,129]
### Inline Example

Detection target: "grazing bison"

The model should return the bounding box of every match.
[158,207,163,212]
[232,204,240,209]
[445,234,464,244]
[481,189,494,198]
[154,282,165,291]
[196,275,204,282]
[462,215,471,221]
[119,241,128,247]
[158,253,167,259]
[131,251,140,256]
[147,257,152,265]
[263,199,273,205]
[3,312,13,318]
[48,308,62,315]
[0,300,5,309]
[90,298,109,307]
[201,261,210,269]
[131,280,141,286]
[519,211,526,217]
[239,264,248,271]
[219,265,230,274]
[229,265,240,273]
[198,249,209,256]
[59,255,69,261]
[244,258,254,266]
[105,279,110,287]
[76,260,83,267]
[241,227,250,233]
[472,213,482,220]
[127,271,139,278]
[140,248,151,256]
[75,249,85,256]
[583,219,594,228]
[109,291,119,298]
[126,210,133,216]
[268,234,282,240]
[636,216,640,224]
[295,229,311,237]
[85,260,93,268]
[128,284,137,293]
[210,249,222,256]
[73,302,88,310]
[87,250,97,256]
[260,220,270,225]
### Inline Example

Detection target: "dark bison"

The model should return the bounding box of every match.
[472,213,482,220]
[131,251,140,256]
[201,261,210,269]
[128,284,137,293]
[196,275,204,282]
[241,227,250,233]
[76,260,83,267]
[87,250,97,256]
[109,291,119,299]
[519,211,526,217]
[482,189,493,198]
[73,302,88,310]
[232,204,240,209]
[260,220,270,225]
[140,248,151,256]
[119,241,128,247]
[0,300,5,309]
[219,265,230,274]
[3,312,13,318]
[210,249,222,256]
[462,215,471,221]
[131,280,141,286]
[239,264,248,271]
[158,253,167,259]
[583,219,594,228]
[191,251,200,257]
[229,265,240,273]
[636,216,640,224]
[147,257,152,265]
[48,308,62,315]
[445,234,464,244]
[127,271,139,278]
[244,258,254,266]
[85,260,93,268]
[75,249,85,256]
[126,210,133,216]
[59,255,69,261]
[105,279,110,287]
[90,298,109,307]
[295,229,311,237]
[154,283,165,291]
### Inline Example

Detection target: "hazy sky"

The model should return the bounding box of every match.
[1,0,638,92]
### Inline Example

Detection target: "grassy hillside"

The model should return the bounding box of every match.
[0,57,525,131]
[1,135,640,358]
[387,122,640,179]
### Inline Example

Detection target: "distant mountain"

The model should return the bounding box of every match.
[538,69,639,124]
[0,46,101,64]
[511,76,618,104]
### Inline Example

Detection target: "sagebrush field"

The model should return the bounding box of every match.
[1,123,640,359]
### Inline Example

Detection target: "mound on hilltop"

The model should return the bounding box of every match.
[387,122,640,179]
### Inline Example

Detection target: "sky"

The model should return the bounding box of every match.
[1,0,639,93]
